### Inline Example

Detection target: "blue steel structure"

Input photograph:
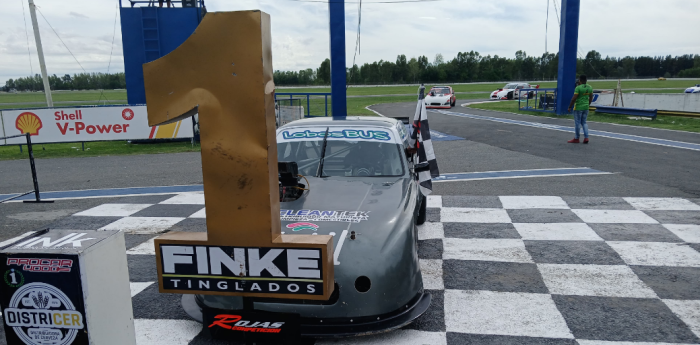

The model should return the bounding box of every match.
[555,0,581,115]
[518,88,558,113]
[328,0,347,117]
[119,0,204,105]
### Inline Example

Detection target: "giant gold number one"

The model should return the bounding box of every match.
[144,11,334,300]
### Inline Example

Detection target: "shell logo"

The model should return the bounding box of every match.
[15,112,43,136]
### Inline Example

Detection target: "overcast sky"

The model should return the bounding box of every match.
[1,0,698,84]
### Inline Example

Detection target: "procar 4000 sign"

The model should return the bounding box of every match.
[160,245,324,296]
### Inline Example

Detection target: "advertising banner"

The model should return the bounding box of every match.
[1,230,136,345]
[0,106,193,145]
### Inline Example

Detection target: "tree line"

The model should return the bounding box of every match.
[274,51,700,86]
[4,51,699,91]
[2,72,126,92]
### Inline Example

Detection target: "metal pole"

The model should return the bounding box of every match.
[329,0,347,117]
[28,0,53,108]
[555,0,580,115]
[23,133,53,203]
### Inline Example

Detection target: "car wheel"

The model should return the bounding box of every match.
[507,92,513,100]
[416,194,427,225]
[451,100,456,107]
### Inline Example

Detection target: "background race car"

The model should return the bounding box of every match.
[490,82,538,100]
[685,84,700,93]
[425,86,456,108]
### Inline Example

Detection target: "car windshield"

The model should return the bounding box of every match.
[431,88,450,94]
[278,140,405,177]
[504,84,518,89]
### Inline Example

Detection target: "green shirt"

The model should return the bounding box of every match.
[574,84,593,111]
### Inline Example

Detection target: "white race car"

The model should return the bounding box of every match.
[425,86,456,109]
[685,84,700,93]
[490,82,537,100]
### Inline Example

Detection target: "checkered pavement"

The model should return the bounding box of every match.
[28,193,700,344]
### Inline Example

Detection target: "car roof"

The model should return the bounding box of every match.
[432,86,450,88]
[280,116,401,129]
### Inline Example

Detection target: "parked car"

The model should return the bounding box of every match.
[183,116,431,340]
[685,84,700,93]
[425,86,456,108]
[490,82,537,100]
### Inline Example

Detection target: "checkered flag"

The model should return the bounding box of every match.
[410,84,440,196]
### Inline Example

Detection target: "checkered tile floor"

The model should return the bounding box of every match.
[30,194,700,344]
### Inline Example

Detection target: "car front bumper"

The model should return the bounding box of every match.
[182,292,431,338]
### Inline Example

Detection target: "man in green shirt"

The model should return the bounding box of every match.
[567,75,593,144]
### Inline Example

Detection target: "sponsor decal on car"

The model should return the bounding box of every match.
[280,209,369,223]
[3,282,85,345]
[159,245,325,296]
[205,309,302,341]
[285,222,319,232]
[281,129,391,141]
[209,314,285,333]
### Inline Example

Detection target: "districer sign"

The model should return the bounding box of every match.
[0,230,136,345]
[0,106,193,145]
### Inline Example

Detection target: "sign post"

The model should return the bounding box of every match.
[0,230,136,345]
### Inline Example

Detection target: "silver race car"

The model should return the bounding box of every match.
[183,116,431,340]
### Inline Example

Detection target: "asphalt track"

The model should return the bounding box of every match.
[370,99,700,198]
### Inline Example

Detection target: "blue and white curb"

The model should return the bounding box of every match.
[433,167,611,183]
[0,185,203,202]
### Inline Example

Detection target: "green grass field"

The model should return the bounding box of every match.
[466,100,700,133]
[2,79,695,107]
[0,140,200,161]
[1,79,698,160]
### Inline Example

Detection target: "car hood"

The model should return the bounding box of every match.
[425,94,451,101]
[197,175,423,319]
[280,176,411,243]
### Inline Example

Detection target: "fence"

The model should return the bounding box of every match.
[276,98,304,127]
[275,93,332,117]
[0,133,52,204]
[518,88,558,114]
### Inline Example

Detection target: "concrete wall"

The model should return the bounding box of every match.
[592,93,700,112]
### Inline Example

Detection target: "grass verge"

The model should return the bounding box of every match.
[466,100,700,133]
[0,140,200,161]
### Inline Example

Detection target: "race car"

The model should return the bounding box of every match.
[490,82,537,100]
[425,85,456,108]
[685,84,700,93]
[183,116,431,340]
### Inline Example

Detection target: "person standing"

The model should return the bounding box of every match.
[567,75,593,144]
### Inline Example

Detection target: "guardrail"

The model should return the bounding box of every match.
[275,93,332,117]
[0,133,53,204]
[590,106,700,119]
[593,106,658,119]
[518,88,557,114]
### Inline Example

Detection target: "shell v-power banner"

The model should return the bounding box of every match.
[0,106,193,145]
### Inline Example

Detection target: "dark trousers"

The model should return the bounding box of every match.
[159,0,171,7]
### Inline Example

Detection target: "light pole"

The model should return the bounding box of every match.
[28,0,53,107]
